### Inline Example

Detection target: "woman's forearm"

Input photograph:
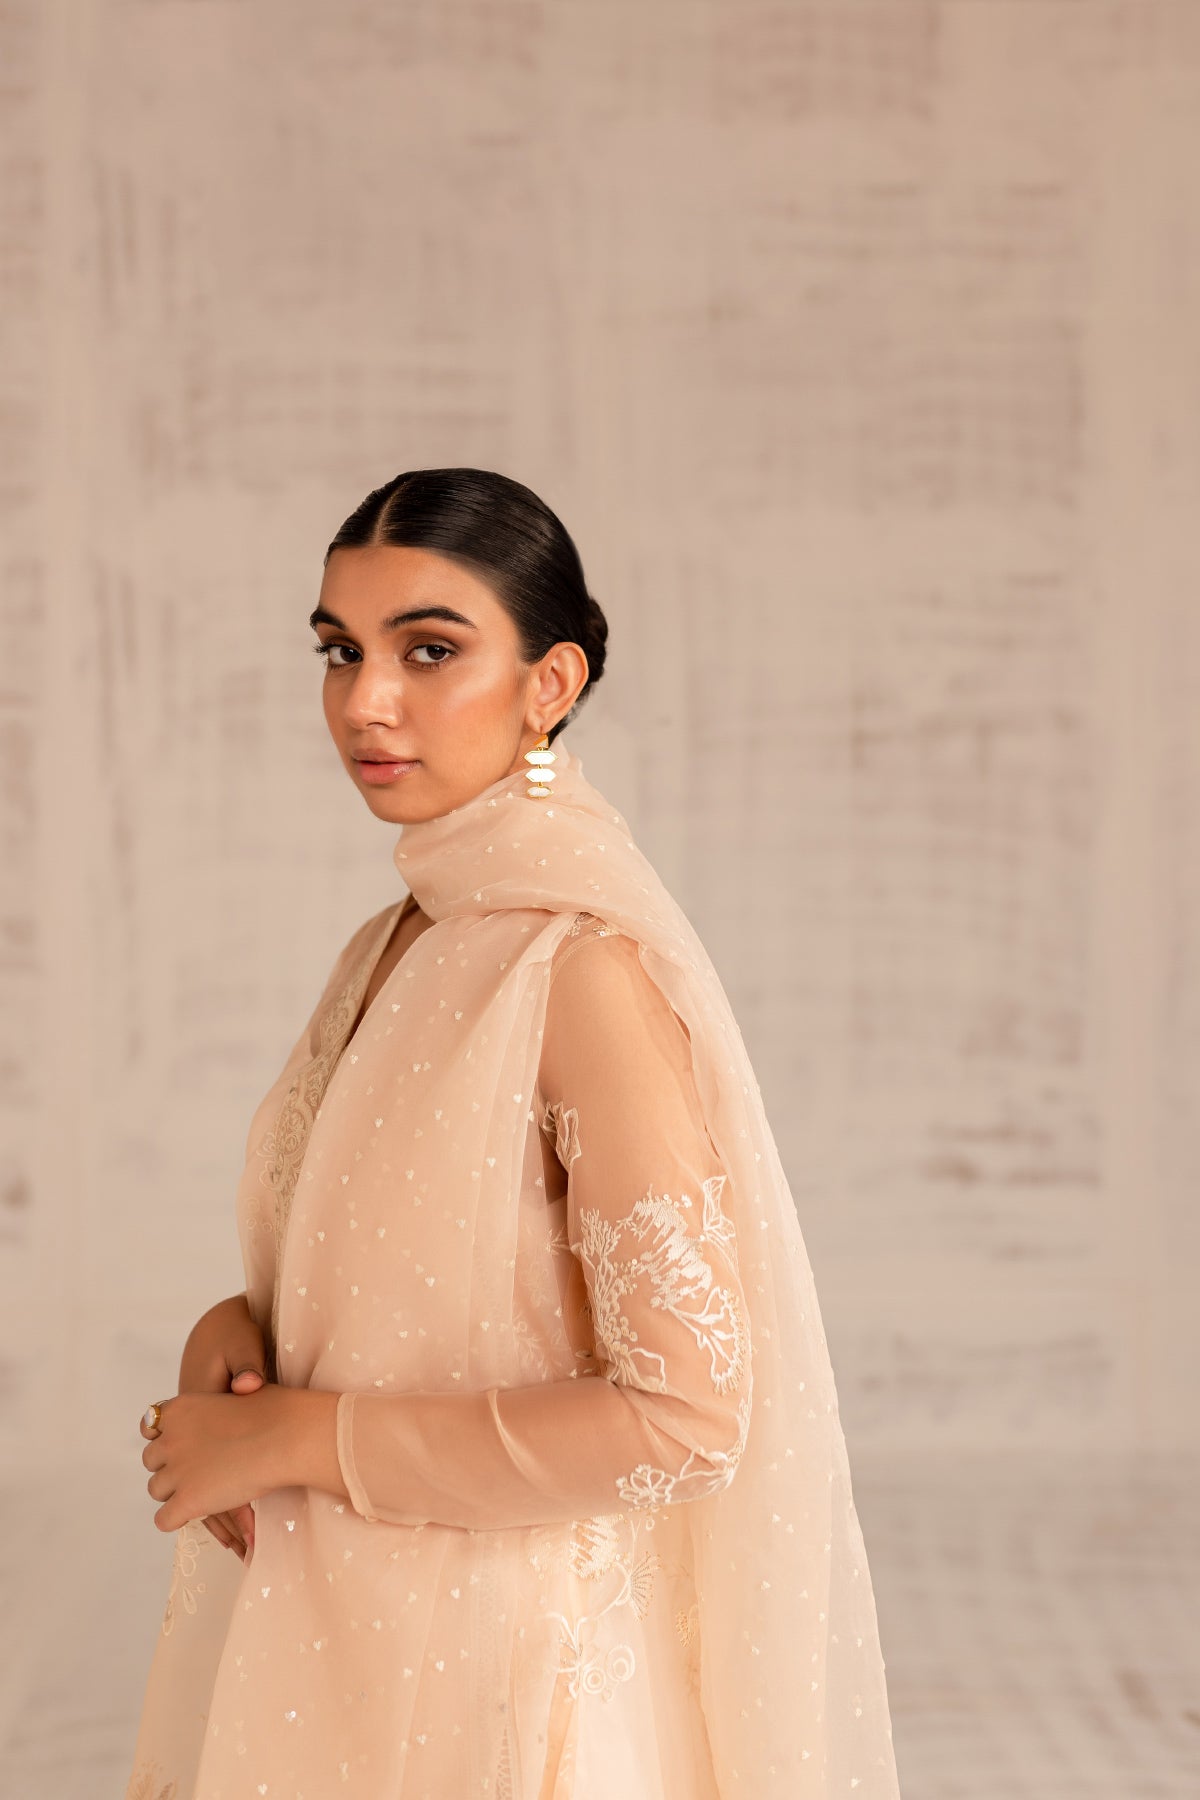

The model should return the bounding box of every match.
[268,1387,348,1504]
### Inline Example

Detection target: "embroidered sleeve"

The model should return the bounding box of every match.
[334,921,753,1530]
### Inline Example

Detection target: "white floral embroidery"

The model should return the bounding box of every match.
[160,1522,208,1637]
[543,1511,662,1701]
[699,1171,741,1277]
[572,1177,750,1398]
[542,1097,582,1170]
[556,1627,638,1702]
[615,1391,753,1510]
[511,1298,556,1381]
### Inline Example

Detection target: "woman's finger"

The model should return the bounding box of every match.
[210,1509,247,1552]
[202,1516,236,1553]
[227,1501,256,1549]
[216,1518,246,1558]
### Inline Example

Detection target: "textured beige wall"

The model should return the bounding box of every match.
[3,0,1198,1502]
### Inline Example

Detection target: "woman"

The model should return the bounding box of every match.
[125,468,901,1798]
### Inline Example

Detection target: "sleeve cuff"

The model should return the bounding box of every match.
[335,1389,379,1522]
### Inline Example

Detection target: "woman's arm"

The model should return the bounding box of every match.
[178,1291,262,1392]
[277,925,753,1531]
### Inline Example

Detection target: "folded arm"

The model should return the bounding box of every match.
[330,919,753,1531]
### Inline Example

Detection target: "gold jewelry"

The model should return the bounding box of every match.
[142,1401,164,1435]
[524,732,556,799]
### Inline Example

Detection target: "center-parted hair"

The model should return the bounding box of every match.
[325,467,609,746]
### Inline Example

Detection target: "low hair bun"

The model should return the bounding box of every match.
[581,594,609,685]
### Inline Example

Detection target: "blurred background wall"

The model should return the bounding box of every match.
[2,1,1198,1794]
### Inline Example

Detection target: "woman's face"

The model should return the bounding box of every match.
[311,544,589,824]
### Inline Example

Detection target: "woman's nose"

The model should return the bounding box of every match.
[341,660,406,726]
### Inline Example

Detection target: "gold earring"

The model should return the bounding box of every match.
[524,732,556,798]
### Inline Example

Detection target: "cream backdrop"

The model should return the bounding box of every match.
[2,2,1198,1795]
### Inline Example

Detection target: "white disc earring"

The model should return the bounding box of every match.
[524,733,556,798]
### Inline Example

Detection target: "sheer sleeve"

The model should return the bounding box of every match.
[333,916,753,1531]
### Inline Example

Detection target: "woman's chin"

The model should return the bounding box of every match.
[361,789,424,822]
[354,774,453,826]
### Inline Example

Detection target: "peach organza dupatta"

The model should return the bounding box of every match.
[125,745,900,1799]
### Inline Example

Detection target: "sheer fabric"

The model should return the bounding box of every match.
[336,918,753,1532]
[125,746,901,1799]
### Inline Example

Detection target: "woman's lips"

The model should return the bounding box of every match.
[355,759,420,785]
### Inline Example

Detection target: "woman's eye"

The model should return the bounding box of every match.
[409,642,455,668]
[312,641,357,668]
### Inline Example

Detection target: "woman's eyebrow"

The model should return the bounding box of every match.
[309,604,479,633]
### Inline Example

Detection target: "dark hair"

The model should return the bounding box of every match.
[323,467,608,747]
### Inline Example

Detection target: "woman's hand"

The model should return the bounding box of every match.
[177,1292,271,1559]
[140,1382,296,1536]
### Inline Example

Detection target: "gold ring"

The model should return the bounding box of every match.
[142,1401,164,1435]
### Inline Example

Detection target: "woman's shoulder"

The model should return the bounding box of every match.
[539,908,696,1112]
[548,909,642,981]
[545,911,685,1043]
